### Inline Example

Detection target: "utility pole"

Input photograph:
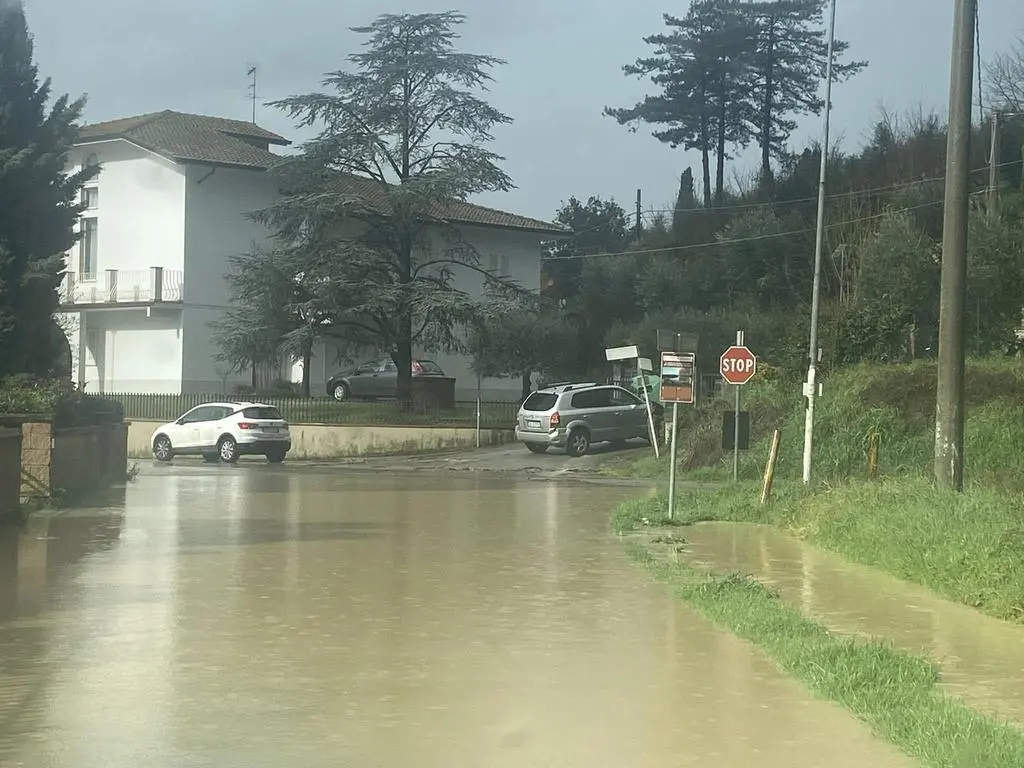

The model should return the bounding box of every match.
[635,188,642,241]
[988,110,1001,220]
[934,0,976,492]
[801,0,837,486]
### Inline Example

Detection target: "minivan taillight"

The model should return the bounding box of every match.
[549,412,560,430]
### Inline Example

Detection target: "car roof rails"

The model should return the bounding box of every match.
[547,381,599,392]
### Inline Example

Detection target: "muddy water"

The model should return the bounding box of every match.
[0,467,910,767]
[684,522,1024,725]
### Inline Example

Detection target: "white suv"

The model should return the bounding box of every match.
[151,401,291,464]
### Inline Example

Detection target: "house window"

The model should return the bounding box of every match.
[82,187,99,210]
[84,153,99,170]
[79,218,98,281]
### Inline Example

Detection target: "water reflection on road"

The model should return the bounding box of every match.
[685,522,1024,725]
[0,467,909,766]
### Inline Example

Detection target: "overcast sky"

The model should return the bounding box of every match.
[24,0,1024,222]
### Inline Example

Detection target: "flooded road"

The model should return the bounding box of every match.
[0,467,910,767]
[684,522,1024,725]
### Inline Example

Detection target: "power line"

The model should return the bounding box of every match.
[549,159,1019,254]
[543,199,947,262]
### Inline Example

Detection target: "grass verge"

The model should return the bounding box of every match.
[605,358,1024,490]
[613,507,1024,766]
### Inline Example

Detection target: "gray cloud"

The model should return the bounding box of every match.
[23,0,1024,220]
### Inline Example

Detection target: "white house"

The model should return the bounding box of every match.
[59,110,566,399]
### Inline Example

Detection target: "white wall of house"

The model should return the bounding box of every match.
[180,164,280,394]
[67,141,186,281]
[60,309,184,394]
[61,142,189,393]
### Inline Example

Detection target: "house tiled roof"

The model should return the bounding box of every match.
[76,110,290,170]
[78,110,567,235]
[335,174,568,236]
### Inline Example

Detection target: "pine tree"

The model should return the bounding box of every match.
[257,11,515,405]
[0,0,96,378]
[745,0,866,191]
[605,0,754,205]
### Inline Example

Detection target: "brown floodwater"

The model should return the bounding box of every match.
[684,521,1024,725]
[0,466,911,767]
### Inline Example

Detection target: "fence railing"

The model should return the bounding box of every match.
[107,392,521,429]
[61,267,184,305]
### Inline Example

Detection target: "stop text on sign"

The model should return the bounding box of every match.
[720,345,757,385]
[721,358,754,373]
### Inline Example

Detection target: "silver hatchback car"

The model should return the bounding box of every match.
[514,382,663,457]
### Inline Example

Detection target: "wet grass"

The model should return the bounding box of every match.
[608,359,1024,622]
[606,358,1024,489]
[617,479,1024,623]
[619,539,1024,767]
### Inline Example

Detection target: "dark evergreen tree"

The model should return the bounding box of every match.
[745,0,866,190]
[605,0,754,205]
[256,11,515,405]
[0,0,96,378]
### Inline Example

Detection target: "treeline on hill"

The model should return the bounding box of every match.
[471,3,1024,393]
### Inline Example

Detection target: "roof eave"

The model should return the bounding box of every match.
[175,158,277,172]
[452,218,571,237]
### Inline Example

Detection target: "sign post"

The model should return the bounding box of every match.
[660,350,696,518]
[607,345,659,459]
[720,333,757,482]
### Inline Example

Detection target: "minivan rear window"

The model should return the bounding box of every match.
[522,393,557,411]
[242,407,283,420]
[415,360,444,374]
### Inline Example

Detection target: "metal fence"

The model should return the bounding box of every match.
[107,392,520,429]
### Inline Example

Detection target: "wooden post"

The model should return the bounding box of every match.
[760,429,782,505]
[867,432,880,478]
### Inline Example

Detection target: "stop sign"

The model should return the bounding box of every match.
[720,345,757,385]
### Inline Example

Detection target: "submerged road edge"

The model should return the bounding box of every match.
[610,501,1024,768]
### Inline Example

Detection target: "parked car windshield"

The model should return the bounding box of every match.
[522,392,558,411]
[242,406,283,420]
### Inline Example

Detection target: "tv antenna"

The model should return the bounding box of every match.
[246,64,258,123]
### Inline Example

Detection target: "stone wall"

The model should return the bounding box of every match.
[127,420,513,460]
[0,428,21,518]
[0,417,129,500]
[18,421,53,500]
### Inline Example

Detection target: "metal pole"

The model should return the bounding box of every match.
[935,0,976,492]
[733,330,743,483]
[988,111,1001,220]
[668,401,679,519]
[476,374,482,449]
[635,188,642,241]
[802,0,837,486]
[639,356,660,459]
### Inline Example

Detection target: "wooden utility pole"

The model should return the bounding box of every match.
[934,0,976,492]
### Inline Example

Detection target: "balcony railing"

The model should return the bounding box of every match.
[61,267,184,306]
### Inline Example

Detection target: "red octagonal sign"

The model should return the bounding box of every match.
[720,345,757,385]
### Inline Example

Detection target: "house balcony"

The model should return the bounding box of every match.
[60,267,184,308]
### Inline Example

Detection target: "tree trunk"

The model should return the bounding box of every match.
[760,20,776,193]
[699,75,712,205]
[250,363,257,389]
[521,370,532,401]
[715,98,727,206]
[395,235,415,409]
[301,344,312,398]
